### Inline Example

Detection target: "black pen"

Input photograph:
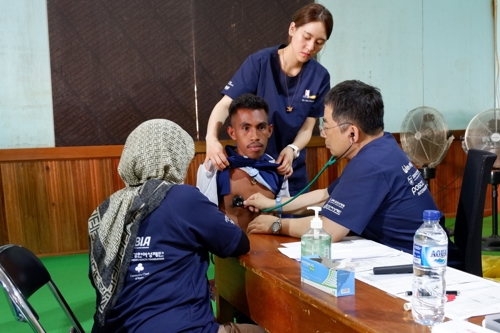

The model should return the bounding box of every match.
[405,290,460,296]
[373,264,413,275]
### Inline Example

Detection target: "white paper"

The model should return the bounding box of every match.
[279,237,500,320]
[279,238,401,261]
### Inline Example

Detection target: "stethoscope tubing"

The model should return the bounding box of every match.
[261,139,354,213]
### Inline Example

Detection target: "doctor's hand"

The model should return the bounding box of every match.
[276,147,294,178]
[204,139,229,171]
[244,193,275,213]
[247,214,276,234]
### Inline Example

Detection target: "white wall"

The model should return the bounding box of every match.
[0,1,495,148]
[318,0,494,132]
[0,0,54,148]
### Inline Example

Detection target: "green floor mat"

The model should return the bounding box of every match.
[0,254,217,332]
[0,254,94,333]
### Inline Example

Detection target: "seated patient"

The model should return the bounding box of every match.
[88,119,264,333]
[197,93,289,232]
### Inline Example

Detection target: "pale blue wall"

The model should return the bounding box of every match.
[0,1,495,148]
[0,0,54,148]
[318,0,494,132]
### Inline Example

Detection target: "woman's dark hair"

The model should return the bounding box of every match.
[290,3,333,41]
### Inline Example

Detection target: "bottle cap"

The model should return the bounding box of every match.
[423,210,441,220]
[307,206,322,228]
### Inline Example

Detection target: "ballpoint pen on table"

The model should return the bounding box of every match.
[404,290,460,296]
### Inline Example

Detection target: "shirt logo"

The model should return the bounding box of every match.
[407,169,421,186]
[135,236,151,248]
[411,179,428,196]
[225,215,236,225]
[135,263,144,273]
[131,251,165,262]
[401,161,413,173]
[328,198,345,209]
[302,89,316,102]
[323,204,342,215]
[224,81,234,90]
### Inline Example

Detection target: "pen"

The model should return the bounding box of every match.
[373,264,413,275]
[404,290,460,296]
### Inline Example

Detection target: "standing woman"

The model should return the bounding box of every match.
[204,3,333,196]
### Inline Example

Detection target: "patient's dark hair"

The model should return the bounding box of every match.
[228,94,269,123]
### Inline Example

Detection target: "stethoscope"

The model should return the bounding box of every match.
[257,133,355,213]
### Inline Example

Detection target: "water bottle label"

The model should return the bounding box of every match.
[413,244,447,267]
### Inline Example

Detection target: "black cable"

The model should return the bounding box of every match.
[430,170,464,197]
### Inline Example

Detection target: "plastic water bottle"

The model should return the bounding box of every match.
[411,210,448,326]
[301,207,332,259]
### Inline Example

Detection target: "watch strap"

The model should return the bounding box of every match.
[287,144,300,159]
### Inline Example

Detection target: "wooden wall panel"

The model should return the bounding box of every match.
[0,167,6,246]
[0,155,125,255]
[429,139,469,217]
[1,131,488,256]
[45,160,76,254]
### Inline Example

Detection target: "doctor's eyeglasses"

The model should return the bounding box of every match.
[319,119,352,137]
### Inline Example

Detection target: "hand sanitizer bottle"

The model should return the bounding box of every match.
[301,207,332,259]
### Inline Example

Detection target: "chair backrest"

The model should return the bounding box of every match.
[0,244,51,298]
[453,149,497,277]
[0,244,85,333]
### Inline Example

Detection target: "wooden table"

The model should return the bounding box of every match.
[215,234,483,333]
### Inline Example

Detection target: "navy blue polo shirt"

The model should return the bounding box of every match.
[321,133,438,254]
[92,185,243,333]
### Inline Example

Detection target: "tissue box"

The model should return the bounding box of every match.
[300,256,355,297]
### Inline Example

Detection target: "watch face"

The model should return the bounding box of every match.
[271,220,281,234]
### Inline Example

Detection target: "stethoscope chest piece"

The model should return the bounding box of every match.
[231,195,245,207]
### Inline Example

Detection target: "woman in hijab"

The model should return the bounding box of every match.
[88,119,263,333]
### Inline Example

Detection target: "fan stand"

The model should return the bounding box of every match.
[419,165,454,236]
[482,168,500,251]
[419,165,436,185]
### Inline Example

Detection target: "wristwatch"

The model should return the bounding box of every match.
[271,218,282,234]
[287,144,300,159]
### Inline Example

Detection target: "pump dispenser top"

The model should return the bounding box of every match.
[308,206,322,228]
[301,206,332,259]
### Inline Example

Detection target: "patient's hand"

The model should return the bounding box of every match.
[204,139,229,171]
[276,147,294,178]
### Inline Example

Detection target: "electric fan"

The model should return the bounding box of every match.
[400,106,454,187]
[463,108,500,251]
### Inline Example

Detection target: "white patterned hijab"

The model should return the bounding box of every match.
[88,119,194,326]
[118,119,194,186]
